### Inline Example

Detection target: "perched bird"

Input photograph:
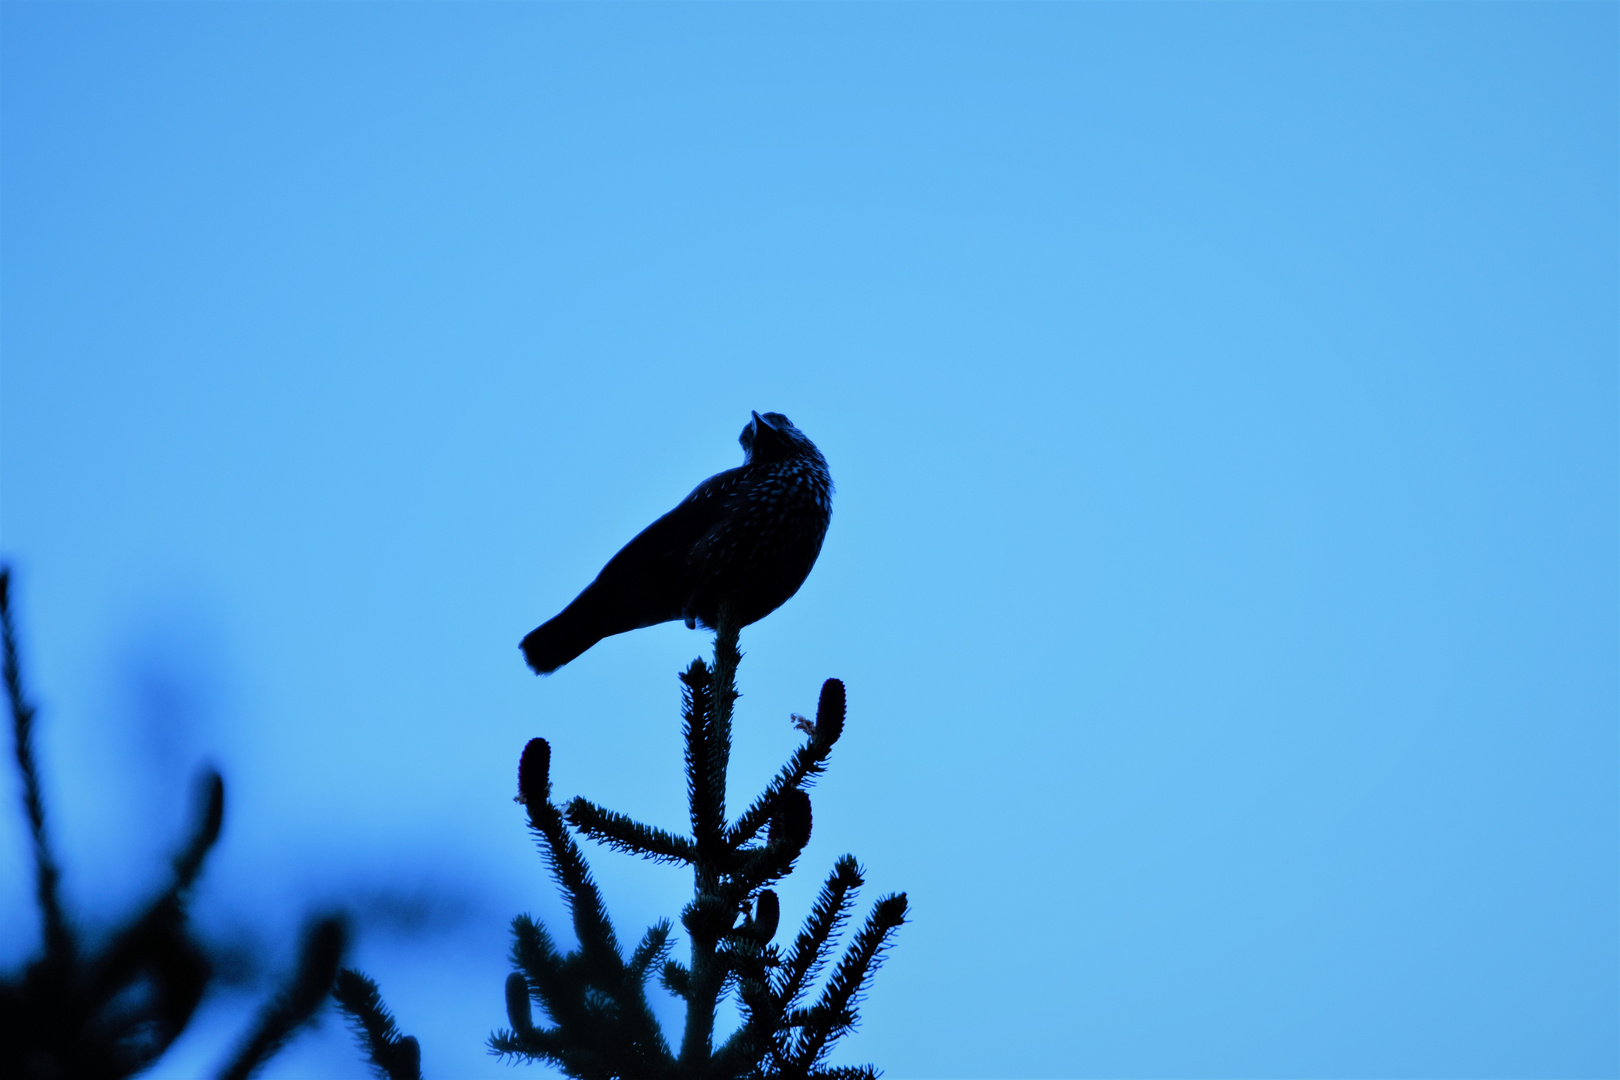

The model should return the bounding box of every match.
[521,411,832,675]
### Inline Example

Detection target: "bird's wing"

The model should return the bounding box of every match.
[567,465,746,628]
[598,466,743,572]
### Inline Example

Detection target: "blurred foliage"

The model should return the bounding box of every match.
[0,567,347,1080]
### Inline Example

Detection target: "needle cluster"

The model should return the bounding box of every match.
[489,611,906,1078]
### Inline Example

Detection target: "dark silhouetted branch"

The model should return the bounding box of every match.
[566,798,696,865]
[217,916,348,1080]
[1,566,340,1079]
[333,969,423,1080]
[1,567,70,965]
[491,599,904,1077]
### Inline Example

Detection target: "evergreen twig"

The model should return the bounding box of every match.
[787,893,908,1071]
[499,740,675,1073]
[729,787,813,892]
[629,921,676,980]
[683,659,720,862]
[216,915,348,1080]
[774,857,864,1017]
[333,969,424,1080]
[1,568,70,964]
[727,679,845,849]
[678,608,742,1068]
[566,798,696,865]
[520,742,621,971]
[81,770,223,1026]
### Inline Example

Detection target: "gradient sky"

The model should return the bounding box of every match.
[1,5,1615,1078]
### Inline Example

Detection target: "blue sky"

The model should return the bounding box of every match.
[1,4,1614,1077]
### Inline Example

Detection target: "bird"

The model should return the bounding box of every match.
[520,411,832,675]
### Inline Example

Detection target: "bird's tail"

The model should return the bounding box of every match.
[520,605,599,675]
[521,587,624,675]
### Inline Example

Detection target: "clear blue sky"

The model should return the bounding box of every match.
[1,5,1614,1077]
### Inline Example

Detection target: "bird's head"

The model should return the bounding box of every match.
[740,411,820,465]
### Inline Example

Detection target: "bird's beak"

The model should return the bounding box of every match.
[752,411,776,431]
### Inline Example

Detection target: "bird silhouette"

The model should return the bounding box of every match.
[521,411,832,675]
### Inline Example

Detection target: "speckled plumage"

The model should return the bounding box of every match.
[521,411,832,675]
